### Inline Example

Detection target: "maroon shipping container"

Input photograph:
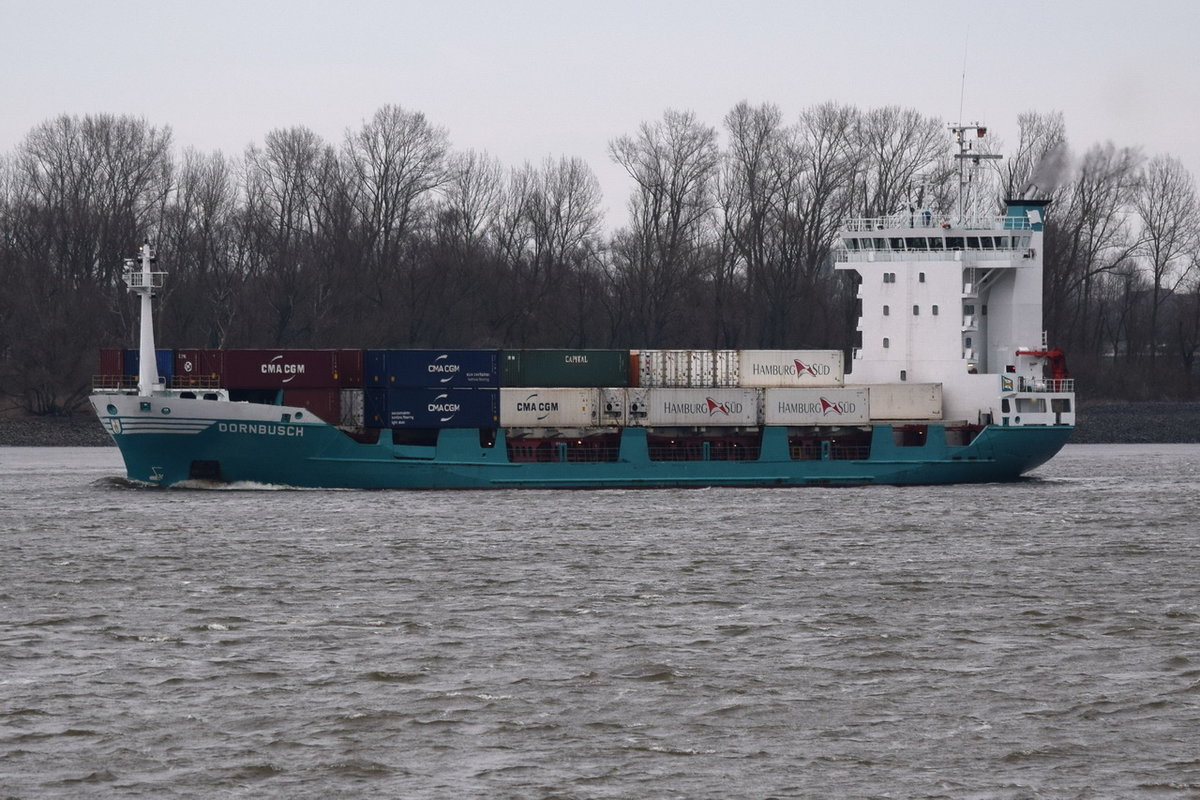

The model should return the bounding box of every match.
[335,349,364,387]
[175,349,226,388]
[219,350,341,390]
[99,348,124,378]
[283,388,342,423]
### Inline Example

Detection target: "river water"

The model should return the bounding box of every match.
[1,444,1198,798]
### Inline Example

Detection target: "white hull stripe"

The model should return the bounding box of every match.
[107,418,215,435]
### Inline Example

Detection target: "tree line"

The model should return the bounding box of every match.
[1,104,1197,414]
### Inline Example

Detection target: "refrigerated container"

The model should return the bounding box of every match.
[738,350,845,387]
[632,387,760,427]
[637,349,739,388]
[499,388,601,428]
[340,389,364,427]
[866,383,943,420]
[762,388,869,425]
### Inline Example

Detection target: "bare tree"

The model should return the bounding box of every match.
[1043,142,1144,358]
[1133,154,1200,365]
[1000,110,1069,201]
[609,109,720,343]
[242,126,329,345]
[158,148,242,346]
[853,106,945,217]
[1,114,172,412]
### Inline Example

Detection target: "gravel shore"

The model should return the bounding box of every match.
[3,402,1200,447]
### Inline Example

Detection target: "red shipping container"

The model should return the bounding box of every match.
[221,350,340,389]
[283,388,342,423]
[99,348,124,379]
[175,349,226,388]
[335,349,364,387]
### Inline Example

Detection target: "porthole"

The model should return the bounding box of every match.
[106,404,118,415]
[161,407,171,415]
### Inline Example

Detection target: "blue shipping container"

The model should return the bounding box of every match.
[364,387,499,429]
[123,349,175,384]
[364,350,500,388]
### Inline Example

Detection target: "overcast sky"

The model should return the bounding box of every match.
[3,0,1197,223]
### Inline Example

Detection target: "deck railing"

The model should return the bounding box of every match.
[1018,377,1075,393]
[843,213,1032,233]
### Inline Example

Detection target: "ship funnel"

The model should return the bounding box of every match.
[1004,198,1050,232]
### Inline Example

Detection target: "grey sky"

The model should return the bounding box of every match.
[4,0,1197,222]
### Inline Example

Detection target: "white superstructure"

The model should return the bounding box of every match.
[835,125,1075,429]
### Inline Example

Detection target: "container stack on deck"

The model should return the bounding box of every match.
[363,350,500,429]
[99,347,945,430]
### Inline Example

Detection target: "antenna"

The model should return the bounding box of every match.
[958,28,969,126]
[950,124,1001,224]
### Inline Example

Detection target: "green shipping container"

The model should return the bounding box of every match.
[501,350,631,388]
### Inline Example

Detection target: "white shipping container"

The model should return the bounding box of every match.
[639,388,760,427]
[763,388,870,425]
[865,383,943,420]
[499,387,600,428]
[738,350,845,387]
[340,388,364,427]
[639,349,739,387]
[599,388,626,426]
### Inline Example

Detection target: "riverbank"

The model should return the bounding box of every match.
[3,402,1200,447]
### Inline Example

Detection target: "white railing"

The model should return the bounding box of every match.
[835,249,1023,263]
[843,213,1032,233]
[124,270,165,289]
[1018,378,1075,393]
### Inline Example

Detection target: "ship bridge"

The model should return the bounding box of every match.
[834,195,1073,428]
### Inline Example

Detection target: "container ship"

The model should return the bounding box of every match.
[90,125,1074,488]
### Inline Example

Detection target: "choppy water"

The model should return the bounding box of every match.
[1,444,1199,798]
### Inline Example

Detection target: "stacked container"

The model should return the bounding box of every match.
[628,387,759,427]
[737,350,845,387]
[637,350,739,388]
[363,350,500,429]
[499,388,601,428]
[123,349,175,385]
[866,383,943,420]
[763,388,870,425]
[501,350,631,388]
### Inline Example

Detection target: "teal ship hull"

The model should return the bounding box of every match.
[92,396,1072,488]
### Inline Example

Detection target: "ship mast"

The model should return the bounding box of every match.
[950,123,1001,225]
[124,241,165,395]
